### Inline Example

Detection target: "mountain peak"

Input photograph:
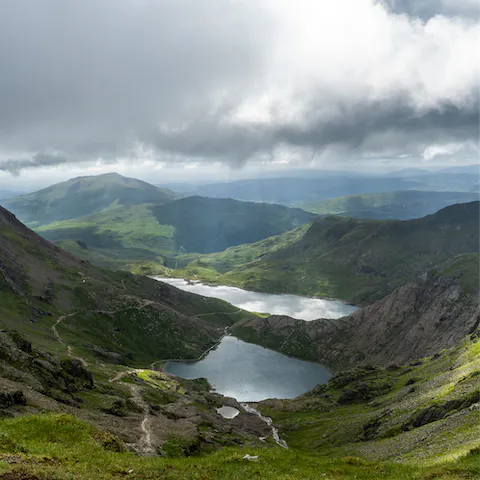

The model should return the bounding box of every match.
[2,173,177,226]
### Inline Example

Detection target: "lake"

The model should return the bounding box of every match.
[153,277,355,401]
[164,336,332,402]
[153,277,356,320]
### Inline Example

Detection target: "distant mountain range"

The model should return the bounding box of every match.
[302,190,479,219]
[34,196,314,270]
[6,174,315,269]
[159,176,422,205]
[2,172,478,275]
[159,168,480,205]
[0,188,28,200]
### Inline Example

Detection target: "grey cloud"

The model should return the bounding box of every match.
[148,96,479,162]
[381,0,480,20]
[0,154,67,176]
[0,0,268,154]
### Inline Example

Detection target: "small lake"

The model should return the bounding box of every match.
[153,277,356,320]
[164,336,332,402]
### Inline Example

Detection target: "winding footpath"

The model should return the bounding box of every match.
[51,300,156,367]
[52,313,89,367]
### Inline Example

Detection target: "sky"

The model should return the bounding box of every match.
[0,0,478,189]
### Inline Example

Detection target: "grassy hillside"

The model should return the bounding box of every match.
[259,334,480,465]
[0,413,478,479]
[35,197,315,269]
[0,326,478,478]
[2,172,176,227]
[0,206,479,478]
[0,205,254,364]
[302,190,479,220]
[174,202,480,305]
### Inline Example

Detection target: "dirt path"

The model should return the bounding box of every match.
[108,371,154,454]
[108,371,129,383]
[129,384,154,455]
[52,300,157,368]
[52,313,89,366]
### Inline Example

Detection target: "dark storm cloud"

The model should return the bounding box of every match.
[150,97,479,161]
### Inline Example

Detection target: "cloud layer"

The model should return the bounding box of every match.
[0,0,478,174]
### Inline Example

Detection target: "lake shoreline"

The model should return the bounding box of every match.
[149,276,348,401]
[151,272,357,307]
[152,276,357,321]
[162,335,333,402]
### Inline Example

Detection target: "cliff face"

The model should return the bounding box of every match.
[343,274,479,366]
[233,263,480,371]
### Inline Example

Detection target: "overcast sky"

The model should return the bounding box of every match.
[0,0,478,189]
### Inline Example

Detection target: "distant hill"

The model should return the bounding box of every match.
[175,202,480,305]
[302,190,479,219]
[35,196,316,269]
[2,172,177,227]
[168,176,422,205]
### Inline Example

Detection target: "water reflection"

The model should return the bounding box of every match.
[165,336,332,402]
[153,277,356,320]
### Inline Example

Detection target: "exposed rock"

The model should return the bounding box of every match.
[60,359,94,390]
[0,390,26,408]
[235,272,479,370]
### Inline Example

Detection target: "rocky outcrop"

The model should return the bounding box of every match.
[234,271,479,370]
[0,330,95,408]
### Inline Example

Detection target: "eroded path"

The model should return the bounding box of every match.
[129,384,154,455]
[108,371,155,455]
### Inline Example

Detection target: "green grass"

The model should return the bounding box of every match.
[33,197,315,272]
[169,223,311,286]
[0,414,478,479]
[36,204,177,268]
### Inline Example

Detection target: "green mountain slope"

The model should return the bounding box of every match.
[1,412,478,479]
[302,190,479,219]
[0,204,288,458]
[175,202,480,305]
[1,251,479,476]
[0,206,479,477]
[150,196,315,253]
[0,204,253,363]
[258,334,480,465]
[34,196,316,270]
[2,172,177,227]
